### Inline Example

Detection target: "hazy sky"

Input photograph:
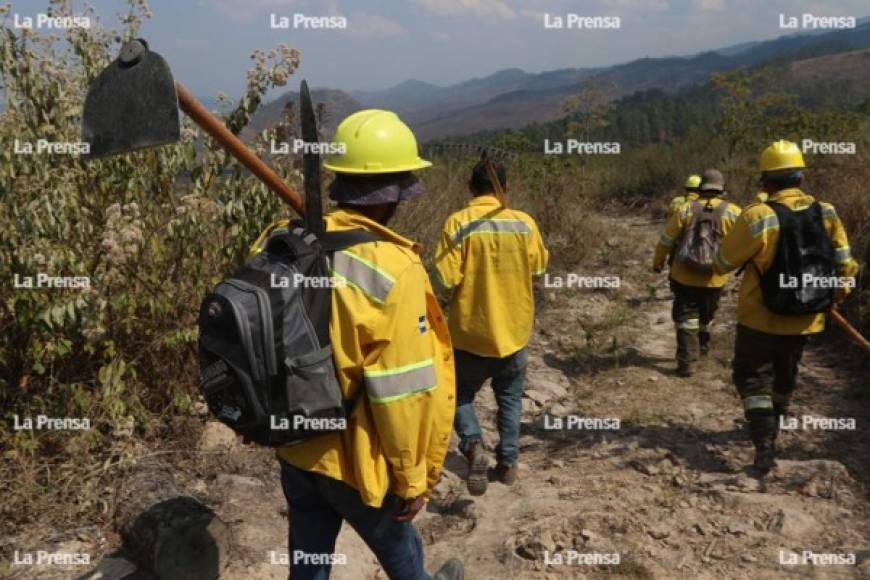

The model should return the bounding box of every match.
[10,0,869,98]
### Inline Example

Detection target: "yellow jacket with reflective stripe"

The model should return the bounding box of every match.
[653,196,741,288]
[667,191,699,218]
[713,188,859,335]
[250,208,456,507]
[433,195,548,358]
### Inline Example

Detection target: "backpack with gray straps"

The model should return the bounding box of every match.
[674,200,727,274]
[198,223,380,447]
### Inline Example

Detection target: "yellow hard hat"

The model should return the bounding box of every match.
[684,174,702,189]
[324,109,432,174]
[760,140,805,173]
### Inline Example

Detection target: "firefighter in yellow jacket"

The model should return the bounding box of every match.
[667,174,702,218]
[653,169,741,376]
[432,158,548,496]
[713,140,859,472]
[252,110,462,580]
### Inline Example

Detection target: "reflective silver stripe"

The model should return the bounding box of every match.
[822,205,837,219]
[332,251,395,305]
[834,246,852,264]
[749,214,779,238]
[679,204,693,219]
[676,318,699,330]
[364,360,437,403]
[743,395,773,411]
[451,219,530,246]
[724,208,740,222]
[659,233,675,247]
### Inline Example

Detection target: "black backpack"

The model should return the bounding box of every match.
[758,201,836,315]
[197,223,380,447]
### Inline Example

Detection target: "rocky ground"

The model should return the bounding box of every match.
[5,215,869,579]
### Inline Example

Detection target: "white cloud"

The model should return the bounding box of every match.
[199,0,302,22]
[413,0,517,19]
[693,0,726,12]
[601,0,671,9]
[346,13,407,38]
[430,30,452,42]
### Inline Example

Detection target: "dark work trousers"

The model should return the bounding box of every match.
[732,324,809,446]
[669,279,723,368]
[279,461,430,580]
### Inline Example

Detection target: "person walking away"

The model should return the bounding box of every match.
[252,110,463,579]
[667,174,702,218]
[653,169,741,377]
[713,140,859,472]
[432,158,549,496]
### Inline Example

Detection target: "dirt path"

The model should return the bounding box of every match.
[21,214,868,580]
[418,214,870,579]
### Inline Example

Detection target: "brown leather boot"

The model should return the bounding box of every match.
[462,440,488,496]
[494,463,518,486]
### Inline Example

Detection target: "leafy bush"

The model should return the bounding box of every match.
[0,0,300,528]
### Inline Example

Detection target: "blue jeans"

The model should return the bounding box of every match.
[279,461,430,580]
[453,348,527,465]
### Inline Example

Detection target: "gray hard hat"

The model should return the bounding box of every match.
[699,169,725,192]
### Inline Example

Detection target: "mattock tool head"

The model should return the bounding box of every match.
[82,38,181,158]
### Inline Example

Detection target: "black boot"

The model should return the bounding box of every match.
[753,439,776,473]
[747,409,777,473]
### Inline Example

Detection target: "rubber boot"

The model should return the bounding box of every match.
[676,361,694,378]
[747,409,777,473]
[463,439,488,496]
[432,558,464,580]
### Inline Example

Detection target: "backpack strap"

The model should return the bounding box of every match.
[319,229,384,252]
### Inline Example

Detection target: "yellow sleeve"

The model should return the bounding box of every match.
[432,219,464,291]
[714,209,766,275]
[721,203,742,234]
[822,204,860,300]
[653,207,685,269]
[363,262,437,499]
[528,217,549,277]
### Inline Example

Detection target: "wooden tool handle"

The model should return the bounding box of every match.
[830,307,870,354]
[175,83,305,215]
[482,157,507,208]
